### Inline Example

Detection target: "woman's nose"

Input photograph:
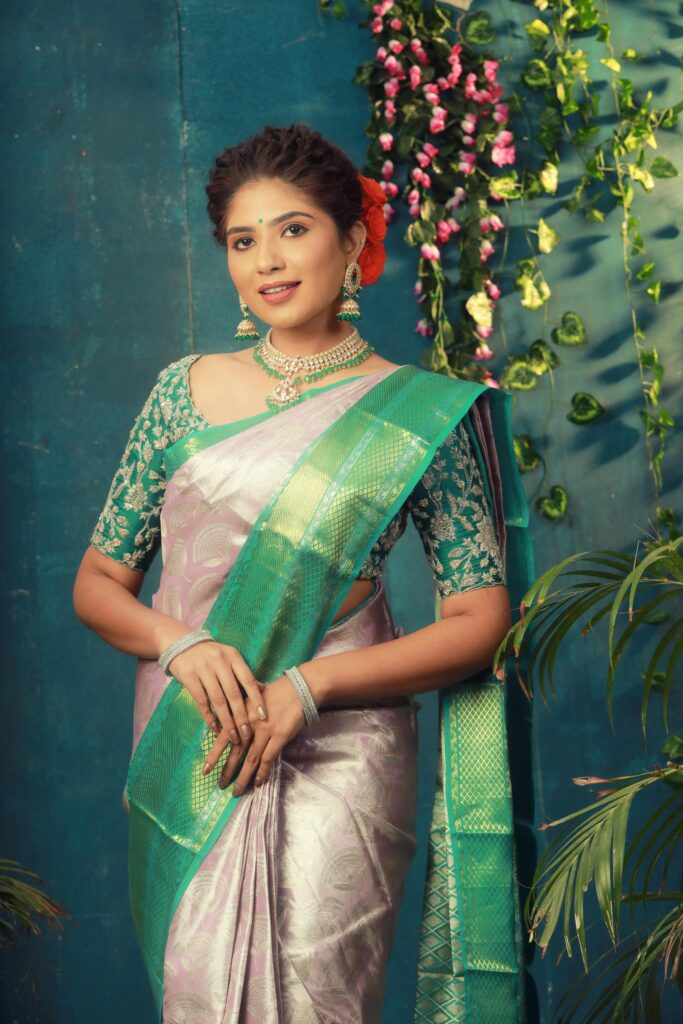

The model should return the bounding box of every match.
[256,238,285,272]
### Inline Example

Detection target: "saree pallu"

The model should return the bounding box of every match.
[124,364,535,1023]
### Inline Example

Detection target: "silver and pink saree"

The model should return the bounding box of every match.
[122,364,534,1023]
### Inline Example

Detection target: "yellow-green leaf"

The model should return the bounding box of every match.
[539,162,558,194]
[538,218,562,254]
[600,57,621,73]
[630,164,655,191]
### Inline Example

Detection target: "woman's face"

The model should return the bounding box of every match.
[224,177,366,333]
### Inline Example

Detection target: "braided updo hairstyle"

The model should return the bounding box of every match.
[205,123,363,247]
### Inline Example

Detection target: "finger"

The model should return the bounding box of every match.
[203,675,241,745]
[252,736,282,788]
[228,733,270,796]
[231,654,268,721]
[213,663,253,741]
[202,727,238,776]
[217,737,250,790]
[182,677,222,736]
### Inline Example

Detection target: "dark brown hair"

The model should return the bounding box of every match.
[205,122,362,247]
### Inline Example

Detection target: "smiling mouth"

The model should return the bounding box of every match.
[258,282,302,301]
[260,283,300,294]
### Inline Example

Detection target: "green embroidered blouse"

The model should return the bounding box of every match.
[90,355,507,597]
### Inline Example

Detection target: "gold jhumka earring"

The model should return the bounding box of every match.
[234,294,260,341]
[336,261,362,322]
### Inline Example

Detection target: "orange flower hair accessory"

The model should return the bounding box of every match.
[357,174,387,286]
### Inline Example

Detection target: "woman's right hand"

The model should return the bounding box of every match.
[167,638,268,744]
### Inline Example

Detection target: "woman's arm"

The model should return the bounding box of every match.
[72,546,191,658]
[299,583,512,706]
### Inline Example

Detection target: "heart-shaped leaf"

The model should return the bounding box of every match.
[650,157,678,178]
[528,339,560,373]
[535,485,568,521]
[551,311,587,346]
[567,391,605,424]
[500,359,538,391]
[461,12,495,45]
[513,434,541,473]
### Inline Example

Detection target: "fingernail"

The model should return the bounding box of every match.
[240,724,250,738]
[233,784,241,796]
[257,705,267,720]
[255,777,263,787]
[202,762,211,776]
[218,779,226,789]
[230,729,240,744]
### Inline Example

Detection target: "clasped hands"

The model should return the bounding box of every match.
[167,637,311,795]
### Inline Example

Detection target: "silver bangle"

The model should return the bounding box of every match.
[158,628,214,677]
[283,665,320,726]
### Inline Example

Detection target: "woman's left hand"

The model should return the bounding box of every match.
[201,674,311,794]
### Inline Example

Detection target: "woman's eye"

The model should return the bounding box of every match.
[232,223,307,251]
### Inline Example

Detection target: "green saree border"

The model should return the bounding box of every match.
[125,364,529,1021]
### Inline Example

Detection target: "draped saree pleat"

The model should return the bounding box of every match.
[123,365,534,1024]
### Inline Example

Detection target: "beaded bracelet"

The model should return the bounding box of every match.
[283,665,320,726]
[158,628,214,677]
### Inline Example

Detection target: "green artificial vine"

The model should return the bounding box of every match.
[318,0,681,519]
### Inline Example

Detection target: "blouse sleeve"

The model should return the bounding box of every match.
[408,419,507,598]
[89,368,170,573]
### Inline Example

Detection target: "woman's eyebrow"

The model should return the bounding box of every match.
[226,211,315,237]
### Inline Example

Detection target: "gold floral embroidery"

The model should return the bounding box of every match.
[408,421,507,596]
[89,354,206,571]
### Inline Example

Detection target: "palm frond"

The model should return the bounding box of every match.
[493,541,683,735]
[526,765,680,970]
[552,906,682,1022]
[0,857,75,947]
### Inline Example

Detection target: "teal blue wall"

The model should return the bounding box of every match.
[1,1,680,1021]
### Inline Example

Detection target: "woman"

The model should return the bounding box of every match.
[73,123,533,1024]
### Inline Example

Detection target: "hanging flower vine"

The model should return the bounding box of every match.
[318,0,681,517]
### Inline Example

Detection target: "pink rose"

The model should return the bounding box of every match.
[479,240,495,262]
[416,318,434,336]
[388,39,404,54]
[423,142,439,158]
[484,60,499,83]
[379,132,394,152]
[458,151,476,174]
[409,65,422,89]
[420,243,441,261]
[491,144,516,168]
[381,159,394,180]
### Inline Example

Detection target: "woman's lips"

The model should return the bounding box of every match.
[258,282,301,304]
